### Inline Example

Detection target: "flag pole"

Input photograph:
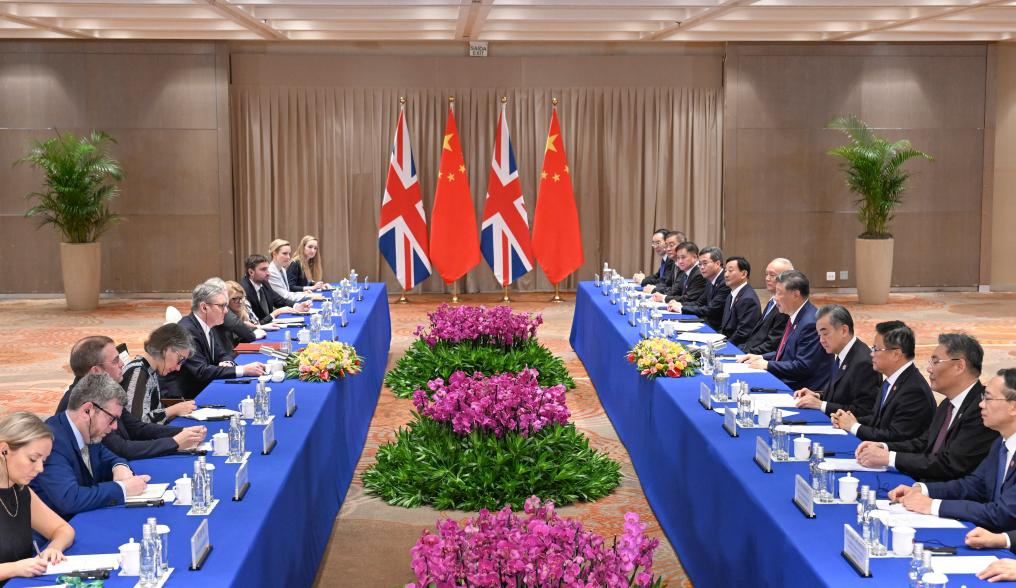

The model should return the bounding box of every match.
[503,283,510,303]
[552,283,563,302]
[399,284,408,304]
[451,281,459,304]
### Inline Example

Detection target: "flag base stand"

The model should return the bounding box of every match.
[398,290,408,304]
[551,284,564,303]
[502,285,510,303]
[451,282,459,304]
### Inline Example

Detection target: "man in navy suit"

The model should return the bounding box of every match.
[635,229,673,289]
[741,270,829,391]
[653,242,708,306]
[669,247,730,331]
[31,373,150,519]
[740,258,793,355]
[718,256,760,347]
[890,369,1016,532]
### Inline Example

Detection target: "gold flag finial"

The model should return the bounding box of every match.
[399,96,406,105]
[552,97,559,106]
[448,96,455,103]
[501,96,508,104]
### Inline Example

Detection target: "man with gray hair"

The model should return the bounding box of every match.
[31,373,151,518]
[740,258,793,355]
[160,277,265,399]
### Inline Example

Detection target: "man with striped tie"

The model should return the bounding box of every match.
[740,258,792,355]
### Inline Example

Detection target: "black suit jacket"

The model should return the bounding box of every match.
[820,339,881,418]
[158,313,237,399]
[721,285,761,347]
[855,363,936,442]
[665,265,708,305]
[223,309,258,348]
[682,273,730,331]
[741,297,789,355]
[241,275,289,324]
[889,381,996,483]
[641,257,674,288]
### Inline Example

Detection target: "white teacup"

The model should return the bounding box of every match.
[892,526,916,556]
[212,432,229,456]
[757,407,773,428]
[119,539,140,576]
[173,476,192,506]
[838,475,859,503]
[793,435,811,460]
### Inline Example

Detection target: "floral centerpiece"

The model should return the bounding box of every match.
[627,338,698,379]
[414,304,543,347]
[284,340,362,382]
[406,496,663,588]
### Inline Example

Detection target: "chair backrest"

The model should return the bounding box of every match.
[165,305,183,324]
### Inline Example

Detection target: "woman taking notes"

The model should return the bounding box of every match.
[287,235,327,292]
[267,239,311,305]
[0,412,74,585]
[121,323,197,423]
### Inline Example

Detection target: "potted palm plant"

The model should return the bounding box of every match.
[827,115,932,305]
[17,130,125,311]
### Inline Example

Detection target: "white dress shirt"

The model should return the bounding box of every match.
[195,314,244,378]
[66,411,128,499]
[269,262,309,305]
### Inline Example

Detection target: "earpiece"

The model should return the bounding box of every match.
[1,450,7,456]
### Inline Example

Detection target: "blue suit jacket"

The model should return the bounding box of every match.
[30,412,128,519]
[761,300,829,391]
[926,437,1016,532]
[721,285,761,347]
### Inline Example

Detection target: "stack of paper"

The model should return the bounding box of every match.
[678,332,727,344]
[661,320,703,332]
[46,554,121,575]
[720,363,767,374]
[189,407,239,421]
[749,393,798,410]
[775,425,846,436]
[125,483,169,504]
[932,555,998,574]
[818,458,887,473]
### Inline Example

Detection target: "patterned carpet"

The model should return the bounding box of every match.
[2,290,1016,586]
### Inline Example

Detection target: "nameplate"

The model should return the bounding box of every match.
[723,407,738,437]
[699,382,712,410]
[262,419,276,455]
[793,474,816,518]
[285,387,297,418]
[233,460,250,501]
[189,519,212,571]
[754,435,773,473]
[842,524,872,577]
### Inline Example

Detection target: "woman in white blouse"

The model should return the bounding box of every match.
[267,239,311,306]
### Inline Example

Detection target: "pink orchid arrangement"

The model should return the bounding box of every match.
[406,496,662,588]
[414,304,543,347]
[412,369,569,438]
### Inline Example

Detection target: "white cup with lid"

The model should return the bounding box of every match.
[838,474,859,503]
[119,538,140,575]
[892,526,917,556]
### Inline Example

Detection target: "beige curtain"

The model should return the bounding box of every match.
[231,86,721,293]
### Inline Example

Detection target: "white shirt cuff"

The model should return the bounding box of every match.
[889,451,897,469]
[1007,533,1012,550]
[235,366,245,377]
[931,499,942,517]
[916,482,929,496]
[820,401,827,412]
[850,423,861,436]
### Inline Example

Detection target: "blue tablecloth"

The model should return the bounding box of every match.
[11,284,391,588]
[570,281,1007,588]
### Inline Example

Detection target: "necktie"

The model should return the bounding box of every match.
[877,380,891,417]
[830,356,841,388]
[657,260,666,278]
[931,402,954,455]
[762,299,775,319]
[207,330,214,358]
[80,446,93,477]
[775,319,793,361]
[258,287,269,315]
[996,445,1011,500]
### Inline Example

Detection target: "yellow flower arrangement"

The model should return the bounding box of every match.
[284,340,363,383]
[626,338,699,379]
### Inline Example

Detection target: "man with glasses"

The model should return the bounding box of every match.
[634,229,672,289]
[854,333,995,482]
[889,369,1016,532]
[739,258,792,355]
[831,320,935,441]
[32,373,151,518]
[668,247,730,330]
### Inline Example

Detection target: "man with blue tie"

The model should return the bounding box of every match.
[740,258,792,355]
[717,256,760,346]
[635,229,673,289]
[890,369,1016,532]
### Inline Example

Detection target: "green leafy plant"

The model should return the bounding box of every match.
[827,115,932,239]
[16,130,125,243]
[385,339,575,399]
[362,414,621,511]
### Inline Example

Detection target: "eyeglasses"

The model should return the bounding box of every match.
[663,243,677,250]
[206,302,228,311]
[91,402,119,424]
[871,346,900,354]
[229,296,243,303]
[980,391,1013,403]
[927,357,960,367]
[649,241,664,247]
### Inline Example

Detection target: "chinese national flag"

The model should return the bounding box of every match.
[430,105,481,284]
[532,107,584,285]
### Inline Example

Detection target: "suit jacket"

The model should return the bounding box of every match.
[223,309,258,348]
[888,381,996,483]
[855,363,935,442]
[641,257,675,288]
[1007,531,1016,554]
[30,412,128,518]
[665,265,708,306]
[742,297,789,356]
[158,313,236,399]
[242,275,289,324]
[761,301,829,391]
[926,437,1016,532]
[682,273,731,331]
[820,339,881,418]
[721,285,761,347]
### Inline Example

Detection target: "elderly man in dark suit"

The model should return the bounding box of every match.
[634,228,673,289]
[794,304,880,418]
[719,256,760,347]
[740,258,793,355]
[669,246,730,331]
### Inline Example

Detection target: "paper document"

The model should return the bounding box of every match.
[189,408,239,421]
[776,425,847,436]
[750,394,798,410]
[677,332,727,344]
[661,320,703,332]
[720,363,767,374]
[932,555,998,574]
[273,317,306,325]
[46,554,121,575]
[819,458,887,473]
[716,408,797,418]
[126,483,169,503]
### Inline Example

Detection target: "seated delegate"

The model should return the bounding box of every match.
[287,234,327,292]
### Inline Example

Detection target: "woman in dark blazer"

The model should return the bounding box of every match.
[223,280,273,348]
[287,235,327,292]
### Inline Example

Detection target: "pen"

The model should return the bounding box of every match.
[751,387,791,393]
[198,404,226,409]
[125,499,165,508]
[33,540,41,557]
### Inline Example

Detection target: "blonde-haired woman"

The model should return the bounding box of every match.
[287,235,326,292]
[223,280,276,348]
[0,412,74,584]
[267,239,311,306]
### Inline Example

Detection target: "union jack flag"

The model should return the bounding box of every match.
[481,104,534,287]
[379,106,431,290]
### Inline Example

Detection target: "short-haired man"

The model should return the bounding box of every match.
[634,229,672,289]
[831,320,935,441]
[32,373,151,518]
[794,305,880,418]
[242,254,309,324]
[669,247,730,330]
[855,333,995,482]
[740,258,793,355]
[718,256,760,347]
[741,270,829,391]
[653,241,707,305]
[889,369,1016,532]
[160,278,266,399]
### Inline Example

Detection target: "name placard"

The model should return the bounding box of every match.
[262,418,276,455]
[189,519,212,571]
[699,382,712,410]
[842,524,872,577]
[233,460,250,501]
[723,406,738,437]
[793,474,816,518]
[754,435,773,473]
[285,387,297,418]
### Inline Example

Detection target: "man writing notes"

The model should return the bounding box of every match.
[794,305,880,418]
[740,258,793,355]
[854,333,995,482]
[740,270,828,391]
[668,247,730,331]
[718,256,760,347]
[633,229,672,289]
[830,320,935,442]
[889,369,1016,532]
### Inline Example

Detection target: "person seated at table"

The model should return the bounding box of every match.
[222,280,271,347]
[643,231,681,295]
[830,321,935,442]
[855,333,996,482]
[652,241,707,305]
[718,256,760,347]
[32,373,151,519]
[794,304,880,418]
[242,254,310,325]
[740,257,792,355]
[888,369,1016,532]
[668,247,730,331]
[740,270,828,391]
[0,412,75,585]
[267,239,312,306]
[56,336,205,459]
[633,228,671,289]
[161,278,266,399]
[287,235,328,292]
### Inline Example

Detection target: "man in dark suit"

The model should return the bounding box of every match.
[31,373,151,518]
[831,320,935,442]
[855,333,996,482]
[160,278,266,399]
[740,258,793,355]
[794,304,880,418]
[741,270,829,391]
[890,369,1016,532]
[653,242,708,306]
[669,247,730,331]
[718,256,761,347]
[635,228,672,289]
[241,254,309,324]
